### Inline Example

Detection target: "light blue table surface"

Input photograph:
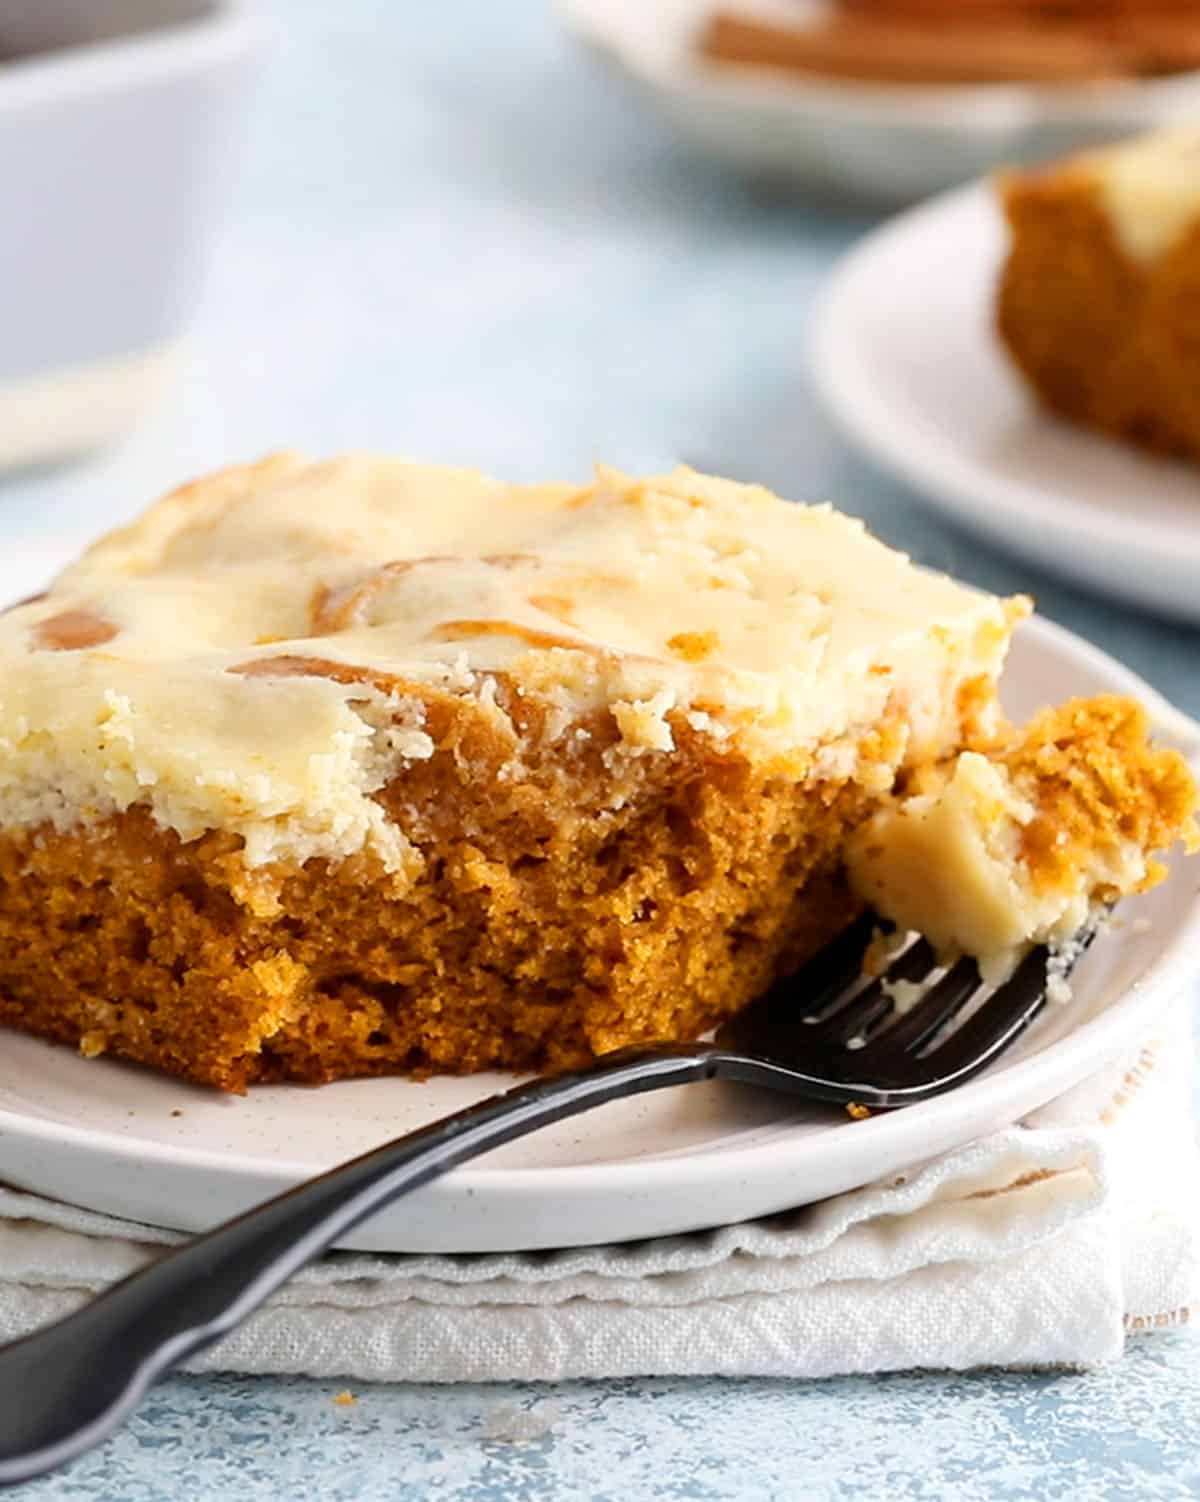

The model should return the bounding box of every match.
[3,2,1200,1497]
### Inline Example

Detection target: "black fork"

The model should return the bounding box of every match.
[0,910,1089,1487]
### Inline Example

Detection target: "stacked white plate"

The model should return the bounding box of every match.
[560,0,1200,199]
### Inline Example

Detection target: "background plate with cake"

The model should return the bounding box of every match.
[559,0,1200,198]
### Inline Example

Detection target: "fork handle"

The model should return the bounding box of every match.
[0,1042,726,1487]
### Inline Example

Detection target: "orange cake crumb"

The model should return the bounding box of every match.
[1003,696,1199,898]
[997,129,1200,462]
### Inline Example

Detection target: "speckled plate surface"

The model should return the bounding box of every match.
[810,183,1200,624]
[0,536,1197,1252]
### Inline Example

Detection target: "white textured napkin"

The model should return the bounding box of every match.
[0,1004,1195,1382]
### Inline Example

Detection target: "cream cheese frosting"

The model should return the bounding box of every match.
[846,752,1102,983]
[0,455,1021,871]
[845,746,1157,985]
[1086,126,1200,264]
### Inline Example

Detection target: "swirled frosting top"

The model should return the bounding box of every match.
[0,455,1021,869]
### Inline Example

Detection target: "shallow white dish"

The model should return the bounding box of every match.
[0,0,258,470]
[810,182,1200,624]
[559,0,1200,199]
[0,536,1197,1253]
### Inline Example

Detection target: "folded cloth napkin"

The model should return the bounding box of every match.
[0,1000,1195,1383]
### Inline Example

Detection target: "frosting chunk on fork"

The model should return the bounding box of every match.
[846,696,1198,983]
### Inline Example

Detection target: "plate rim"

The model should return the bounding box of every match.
[0,604,1196,1226]
[808,179,1200,575]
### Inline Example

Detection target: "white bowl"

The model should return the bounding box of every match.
[560,0,1200,200]
[0,1,259,469]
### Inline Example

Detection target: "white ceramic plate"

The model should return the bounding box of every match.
[559,0,1200,199]
[810,182,1200,623]
[0,536,1197,1253]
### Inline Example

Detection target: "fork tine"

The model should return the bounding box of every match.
[858,956,981,1062]
[719,908,1098,1110]
[815,937,939,1045]
[912,947,1050,1081]
[770,909,881,1019]
[924,921,1099,1085]
[713,909,880,1051]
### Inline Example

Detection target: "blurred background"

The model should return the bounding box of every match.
[1,0,1197,705]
